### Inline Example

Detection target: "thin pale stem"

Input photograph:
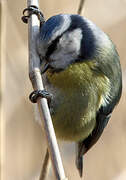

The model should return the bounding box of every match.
[26,0,67,179]
[77,0,85,15]
[39,149,50,180]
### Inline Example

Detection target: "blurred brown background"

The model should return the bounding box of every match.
[1,0,126,180]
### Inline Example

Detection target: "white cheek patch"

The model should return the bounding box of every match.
[60,28,83,55]
[49,28,83,69]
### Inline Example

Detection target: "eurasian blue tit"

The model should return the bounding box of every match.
[31,13,122,176]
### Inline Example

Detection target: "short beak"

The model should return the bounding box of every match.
[41,62,50,74]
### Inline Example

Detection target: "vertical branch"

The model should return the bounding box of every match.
[26,0,67,179]
[1,1,6,179]
[39,149,50,180]
[77,0,85,15]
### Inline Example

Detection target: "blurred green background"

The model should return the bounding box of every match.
[1,0,126,179]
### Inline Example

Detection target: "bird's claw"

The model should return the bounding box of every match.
[29,90,52,104]
[22,5,45,24]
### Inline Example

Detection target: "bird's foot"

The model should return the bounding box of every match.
[22,5,45,24]
[29,90,52,105]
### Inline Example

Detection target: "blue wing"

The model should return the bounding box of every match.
[76,106,112,177]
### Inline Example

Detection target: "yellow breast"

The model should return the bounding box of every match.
[46,60,111,141]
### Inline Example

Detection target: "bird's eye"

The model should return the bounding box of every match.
[45,57,53,63]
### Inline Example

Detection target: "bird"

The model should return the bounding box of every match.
[28,11,122,177]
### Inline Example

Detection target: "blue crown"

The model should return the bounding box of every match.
[39,15,63,41]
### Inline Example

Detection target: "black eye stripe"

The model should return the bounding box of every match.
[45,35,61,59]
[45,21,73,59]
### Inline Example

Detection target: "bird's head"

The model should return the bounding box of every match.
[37,14,100,73]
